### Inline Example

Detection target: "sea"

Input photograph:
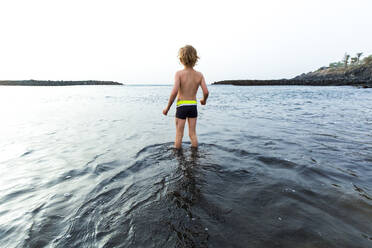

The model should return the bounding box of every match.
[0,85,371,248]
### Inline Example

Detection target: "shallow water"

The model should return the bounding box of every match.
[0,85,371,247]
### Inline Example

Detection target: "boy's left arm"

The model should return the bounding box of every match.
[163,72,180,115]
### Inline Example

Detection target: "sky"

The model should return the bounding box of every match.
[1,0,372,84]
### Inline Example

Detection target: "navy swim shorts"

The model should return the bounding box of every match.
[176,105,198,119]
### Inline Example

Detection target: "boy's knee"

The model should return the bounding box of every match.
[189,133,196,139]
[176,133,184,141]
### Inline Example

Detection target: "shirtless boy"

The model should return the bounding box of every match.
[163,45,209,149]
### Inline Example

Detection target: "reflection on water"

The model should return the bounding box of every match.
[0,85,372,247]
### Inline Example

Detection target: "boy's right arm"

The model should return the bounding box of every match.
[163,72,180,115]
[200,74,209,105]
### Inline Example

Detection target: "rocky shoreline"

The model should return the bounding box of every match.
[0,80,123,86]
[212,79,372,87]
[213,60,372,87]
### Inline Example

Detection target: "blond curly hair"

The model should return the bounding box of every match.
[178,45,199,67]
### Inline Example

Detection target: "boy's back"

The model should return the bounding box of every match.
[177,68,203,101]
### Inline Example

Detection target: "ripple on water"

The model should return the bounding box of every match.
[1,86,372,248]
[12,143,370,247]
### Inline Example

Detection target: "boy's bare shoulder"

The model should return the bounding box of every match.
[191,70,203,81]
[193,70,203,76]
[195,70,204,83]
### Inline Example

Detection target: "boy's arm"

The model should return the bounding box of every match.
[200,74,209,105]
[163,72,180,115]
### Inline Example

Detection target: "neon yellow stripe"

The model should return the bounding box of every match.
[176,100,197,106]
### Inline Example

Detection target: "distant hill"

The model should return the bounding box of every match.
[0,80,123,86]
[213,55,372,87]
[293,60,372,82]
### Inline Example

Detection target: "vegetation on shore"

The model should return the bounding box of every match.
[328,52,372,69]
[294,52,372,82]
[212,52,372,87]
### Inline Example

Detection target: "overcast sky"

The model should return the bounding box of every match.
[1,0,371,84]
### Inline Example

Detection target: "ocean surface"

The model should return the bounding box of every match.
[0,85,371,248]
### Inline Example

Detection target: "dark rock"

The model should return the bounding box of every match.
[213,63,372,87]
[0,80,123,86]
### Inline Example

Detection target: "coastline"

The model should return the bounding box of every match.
[213,59,372,87]
[0,80,123,86]
[212,79,372,87]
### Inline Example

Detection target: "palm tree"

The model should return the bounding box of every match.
[356,52,363,64]
[343,53,350,68]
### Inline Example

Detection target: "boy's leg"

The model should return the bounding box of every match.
[175,117,186,149]
[187,117,198,148]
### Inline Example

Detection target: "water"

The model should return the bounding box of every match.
[0,85,371,247]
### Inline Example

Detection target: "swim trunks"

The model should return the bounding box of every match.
[176,100,198,119]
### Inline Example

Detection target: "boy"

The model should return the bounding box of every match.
[163,45,209,149]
